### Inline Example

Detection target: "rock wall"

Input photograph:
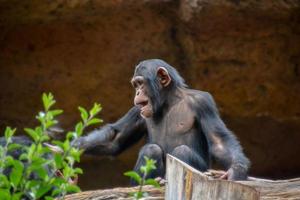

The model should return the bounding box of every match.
[0,0,299,189]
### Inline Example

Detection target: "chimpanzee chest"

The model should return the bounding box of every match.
[146,100,197,153]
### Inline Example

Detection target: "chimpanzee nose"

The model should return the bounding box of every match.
[136,91,140,96]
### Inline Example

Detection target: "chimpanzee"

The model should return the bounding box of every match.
[74,59,250,181]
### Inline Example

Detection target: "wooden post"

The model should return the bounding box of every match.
[165,154,260,200]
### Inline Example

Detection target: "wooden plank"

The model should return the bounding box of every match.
[165,154,260,200]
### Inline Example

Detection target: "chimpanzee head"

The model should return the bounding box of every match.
[131,59,187,118]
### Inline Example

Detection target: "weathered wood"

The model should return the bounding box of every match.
[240,177,300,200]
[64,185,164,200]
[206,170,300,200]
[165,155,259,200]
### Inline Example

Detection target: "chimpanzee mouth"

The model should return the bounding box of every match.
[137,100,149,109]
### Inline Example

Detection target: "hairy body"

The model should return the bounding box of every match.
[75,59,250,181]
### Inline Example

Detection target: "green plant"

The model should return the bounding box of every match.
[124,156,160,199]
[0,93,103,200]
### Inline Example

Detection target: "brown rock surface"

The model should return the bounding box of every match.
[0,0,300,189]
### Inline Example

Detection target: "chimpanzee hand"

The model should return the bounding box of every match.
[154,177,167,186]
[71,137,89,150]
[220,165,248,181]
[71,126,117,151]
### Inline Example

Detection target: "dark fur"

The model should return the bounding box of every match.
[75,59,250,182]
[0,136,32,159]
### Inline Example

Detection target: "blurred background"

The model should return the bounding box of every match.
[0,0,299,191]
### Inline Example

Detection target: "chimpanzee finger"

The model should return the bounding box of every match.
[219,171,229,180]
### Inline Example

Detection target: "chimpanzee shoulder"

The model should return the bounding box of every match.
[183,89,216,111]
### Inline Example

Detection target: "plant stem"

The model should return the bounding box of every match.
[136,171,147,200]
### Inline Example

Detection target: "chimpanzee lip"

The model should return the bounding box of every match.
[137,100,148,108]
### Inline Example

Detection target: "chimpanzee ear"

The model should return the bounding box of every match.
[157,67,171,87]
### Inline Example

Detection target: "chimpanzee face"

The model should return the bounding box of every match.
[131,67,171,118]
[131,75,153,118]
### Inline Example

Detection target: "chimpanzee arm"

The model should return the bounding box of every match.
[194,92,250,180]
[74,106,147,156]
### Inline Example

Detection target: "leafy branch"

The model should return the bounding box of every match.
[0,93,103,200]
[124,156,160,199]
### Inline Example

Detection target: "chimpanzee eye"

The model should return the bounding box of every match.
[137,80,143,86]
[131,76,144,88]
[132,82,138,88]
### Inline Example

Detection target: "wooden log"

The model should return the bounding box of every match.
[165,154,259,200]
[64,185,164,200]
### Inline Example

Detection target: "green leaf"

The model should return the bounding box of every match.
[0,189,11,200]
[66,184,81,193]
[0,146,3,154]
[78,106,88,121]
[87,118,103,126]
[66,156,75,165]
[63,140,70,151]
[42,93,49,110]
[4,127,16,141]
[70,148,81,162]
[51,188,62,197]
[25,180,40,189]
[9,160,24,189]
[19,153,28,161]
[50,109,63,117]
[34,166,49,180]
[124,171,141,184]
[36,185,52,198]
[5,156,14,165]
[41,134,50,142]
[63,166,72,177]
[51,177,65,187]
[54,154,63,168]
[145,178,160,188]
[0,175,10,188]
[75,122,83,136]
[27,144,36,160]
[24,128,39,142]
[7,143,22,152]
[141,156,156,174]
[42,93,55,111]
[11,192,23,200]
[89,103,102,116]
[31,157,47,167]
[74,167,83,174]
[45,120,56,129]
[66,131,76,140]
[132,191,144,199]
[45,196,55,200]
